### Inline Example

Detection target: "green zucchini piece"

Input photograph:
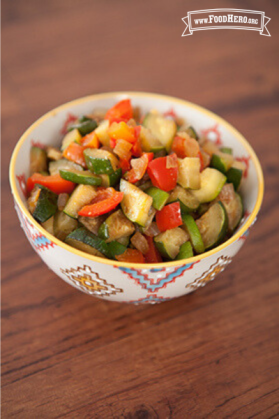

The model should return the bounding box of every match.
[49,159,83,176]
[63,185,97,219]
[186,126,199,140]
[182,214,205,254]
[120,179,153,227]
[167,186,200,213]
[226,161,245,190]
[218,187,243,233]
[61,128,82,151]
[154,227,189,260]
[145,187,170,211]
[108,241,127,258]
[68,116,97,136]
[177,157,201,189]
[94,120,110,146]
[30,147,47,175]
[210,151,234,174]
[78,215,106,235]
[41,216,54,235]
[192,168,227,203]
[220,147,233,155]
[53,211,78,241]
[196,202,228,250]
[98,209,135,242]
[65,227,110,258]
[32,186,58,223]
[60,169,101,186]
[143,112,176,151]
[139,126,165,152]
[84,148,119,175]
[116,236,130,246]
[100,168,122,187]
[175,241,194,260]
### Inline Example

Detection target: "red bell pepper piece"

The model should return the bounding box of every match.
[115,248,145,263]
[125,153,153,183]
[63,142,86,168]
[171,136,187,158]
[119,158,131,174]
[144,236,162,263]
[27,173,75,195]
[78,189,124,217]
[105,99,133,124]
[156,202,182,232]
[147,154,178,192]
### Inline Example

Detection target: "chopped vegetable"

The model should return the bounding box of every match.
[27,173,75,195]
[147,155,178,192]
[156,202,183,232]
[27,98,245,263]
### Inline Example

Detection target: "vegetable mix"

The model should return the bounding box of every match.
[27,99,245,263]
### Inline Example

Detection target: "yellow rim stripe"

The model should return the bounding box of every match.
[9,92,264,268]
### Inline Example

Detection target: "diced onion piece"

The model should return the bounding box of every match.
[46,147,63,161]
[166,153,178,169]
[200,149,211,169]
[114,139,133,160]
[58,193,70,211]
[131,231,149,254]
[142,221,160,237]
[27,186,41,214]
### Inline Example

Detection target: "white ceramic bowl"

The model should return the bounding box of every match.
[9,92,264,304]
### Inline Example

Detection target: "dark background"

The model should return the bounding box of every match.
[2,1,279,417]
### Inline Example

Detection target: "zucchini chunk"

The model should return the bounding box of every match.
[53,211,78,241]
[84,148,119,175]
[30,147,47,175]
[41,216,54,235]
[139,127,165,152]
[61,128,82,151]
[175,241,194,260]
[168,186,200,213]
[177,157,201,190]
[196,202,228,250]
[65,227,110,258]
[29,185,58,223]
[182,214,205,254]
[143,112,176,151]
[100,168,122,187]
[155,227,189,260]
[217,184,243,233]
[98,209,135,242]
[68,116,98,136]
[192,168,227,203]
[145,187,170,211]
[120,179,153,226]
[226,161,245,190]
[49,159,83,175]
[63,185,97,219]
[220,147,233,155]
[210,151,234,173]
[94,120,111,146]
[59,169,101,186]
[108,241,127,258]
[78,215,107,235]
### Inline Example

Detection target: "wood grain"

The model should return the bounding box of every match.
[2,0,279,417]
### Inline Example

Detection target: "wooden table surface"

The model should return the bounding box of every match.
[2,1,279,417]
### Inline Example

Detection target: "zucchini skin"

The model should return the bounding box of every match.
[100,168,122,187]
[59,169,102,186]
[108,241,127,258]
[182,214,205,254]
[65,227,111,258]
[145,187,170,211]
[175,241,194,260]
[196,201,228,250]
[33,186,58,223]
[226,167,242,190]
[84,149,118,175]
[68,117,97,136]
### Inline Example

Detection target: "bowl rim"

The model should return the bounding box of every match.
[9,91,264,268]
